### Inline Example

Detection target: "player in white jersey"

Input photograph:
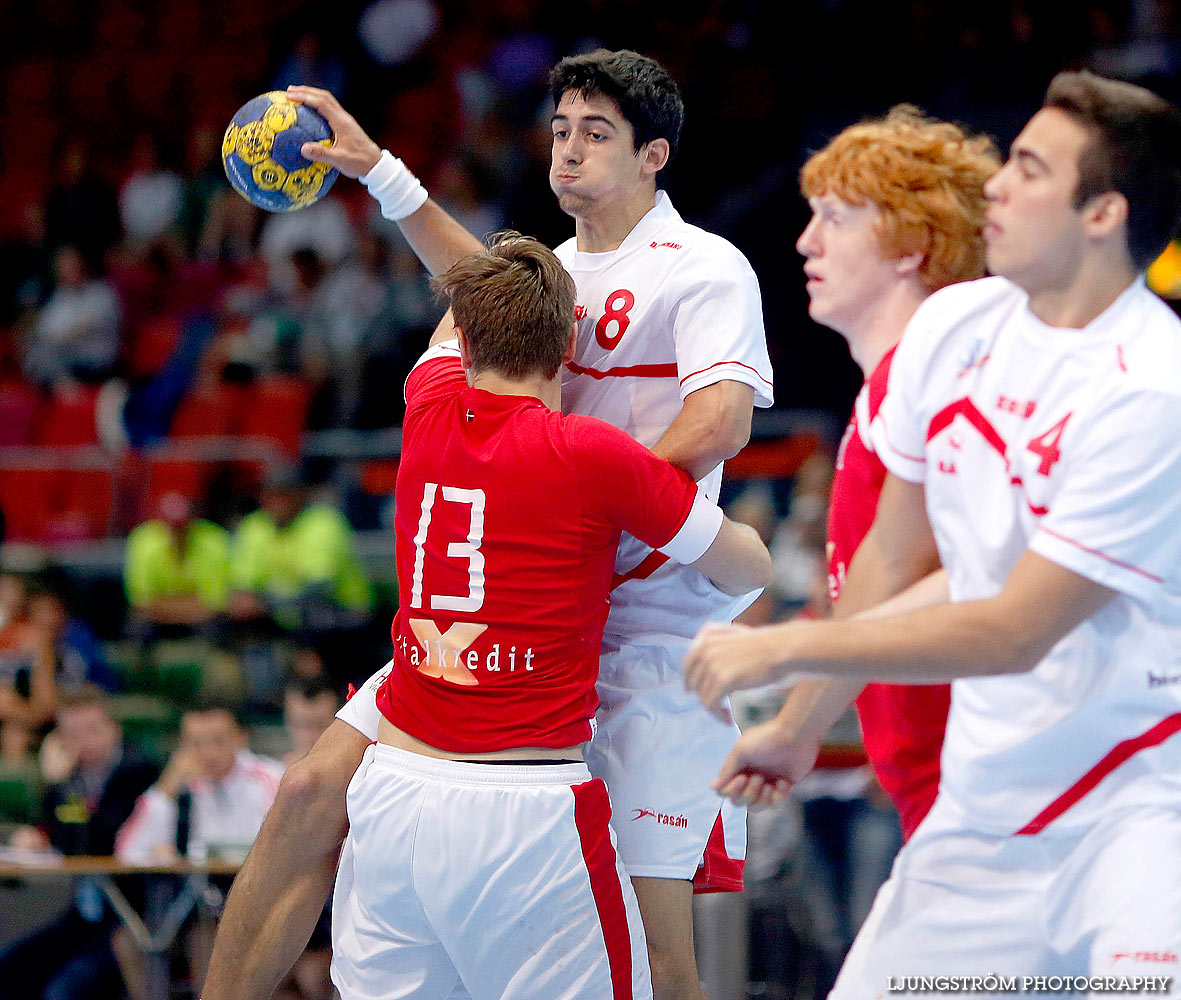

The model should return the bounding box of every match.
[204,50,771,1000]
[685,71,1181,993]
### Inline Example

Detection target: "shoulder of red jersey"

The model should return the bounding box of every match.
[404,339,465,406]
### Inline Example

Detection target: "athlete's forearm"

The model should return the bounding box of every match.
[691,518,772,595]
[771,676,866,744]
[767,569,950,750]
[203,721,368,1000]
[651,381,754,481]
[396,198,486,276]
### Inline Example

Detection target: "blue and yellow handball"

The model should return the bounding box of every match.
[222,92,339,212]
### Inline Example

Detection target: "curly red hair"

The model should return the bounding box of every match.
[801,106,1000,291]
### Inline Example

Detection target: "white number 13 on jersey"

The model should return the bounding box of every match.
[409,483,486,612]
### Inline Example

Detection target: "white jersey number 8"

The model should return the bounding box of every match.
[409,483,487,613]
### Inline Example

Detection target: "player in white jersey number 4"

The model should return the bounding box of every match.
[685,72,1181,992]
[203,49,772,1000]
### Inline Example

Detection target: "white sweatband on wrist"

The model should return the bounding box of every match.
[360,149,429,221]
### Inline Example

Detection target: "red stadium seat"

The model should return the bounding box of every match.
[47,469,114,543]
[726,432,823,481]
[0,380,42,447]
[35,385,101,447]
[144,456,213,511]
[360,459,400,496]
[0,466,113,544]
[238,375,310,457]
[169,382,245,439]
[0,468,54,542]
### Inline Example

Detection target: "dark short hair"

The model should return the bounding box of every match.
[1043,70,1181,270]
[183,702,244,730]
[549,49,684,161]
[285,675,341,706]
[431,233,575,381]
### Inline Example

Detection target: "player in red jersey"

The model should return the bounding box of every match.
[710,108,997,839]
[207,52,770,1000]
[251,234,772,1000]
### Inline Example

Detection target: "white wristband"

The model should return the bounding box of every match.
[360,149,429,221]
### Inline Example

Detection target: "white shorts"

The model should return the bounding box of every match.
[331,744,652,1000]
[831,799,1181,999]
[586,642,746,890]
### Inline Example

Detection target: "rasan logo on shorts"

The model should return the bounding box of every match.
[631,808,688,828]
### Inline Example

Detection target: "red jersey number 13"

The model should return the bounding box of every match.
[409,483,487,612]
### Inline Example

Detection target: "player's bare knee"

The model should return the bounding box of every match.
[274,757,348,840]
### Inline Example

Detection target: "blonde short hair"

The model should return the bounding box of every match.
[801,106,1000,291]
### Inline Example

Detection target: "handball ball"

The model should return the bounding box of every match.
[222,92,339,212]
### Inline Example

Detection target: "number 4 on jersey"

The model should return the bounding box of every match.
[1026,412,1072,476]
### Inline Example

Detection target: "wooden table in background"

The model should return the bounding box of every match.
[0,855,241,1000]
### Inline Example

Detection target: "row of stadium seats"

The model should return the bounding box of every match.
[0,375,310,544]
[0,374,310,453]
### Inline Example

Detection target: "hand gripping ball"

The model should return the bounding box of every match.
[222,92,339,212]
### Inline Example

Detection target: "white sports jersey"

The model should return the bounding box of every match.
[871,275,1181,836]
[115,749,284,863]
[556,191,774,645]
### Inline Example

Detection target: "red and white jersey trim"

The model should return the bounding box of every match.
[660,492,723,565]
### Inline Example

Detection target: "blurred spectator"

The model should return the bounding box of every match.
[0,686,159,1000]
[179,123,233,257]
[0,574,57,734]
[226,467,372,636]
[26,579,119,694]
[259,199,351,297]
[304,231,433,428]
[42,138,123,263]
[246,246,327,378]
[123,492,230,639]
[115,705,283,995]
[225,468,372,704]
[115,705,282,865]
[357,0,439,66]
[0,203,49,326]
[22,245,121,387]
[430,155,504,242]
[281,676,340,767]
[769,452,835,605]
[119,133,184,248]
[271,30,347,97]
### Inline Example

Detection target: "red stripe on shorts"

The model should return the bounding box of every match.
[572,778,633,999]
[693,809,746,894]
[1015,713,1181,835]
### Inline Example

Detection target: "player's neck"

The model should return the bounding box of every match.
[573,187,658,253]
[1023,253,1138,329]
[468,369,561,411]
[843,280,928,376]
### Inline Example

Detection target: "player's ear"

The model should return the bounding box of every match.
[563,322,578,363]
[455,327,472,368]
[641,138,670,176]
[1081,190,1128,242]
[894,251,924,279]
